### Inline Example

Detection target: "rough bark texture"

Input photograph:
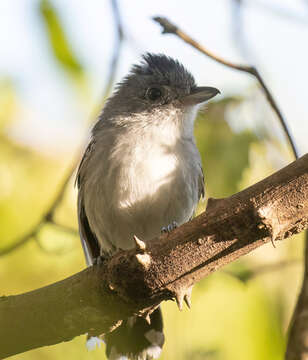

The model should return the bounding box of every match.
[1,154,308,359]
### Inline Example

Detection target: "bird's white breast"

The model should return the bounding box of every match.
[118,139,178,209]
[84,107,202,253]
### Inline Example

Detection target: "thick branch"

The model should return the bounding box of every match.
[153,21,308,357]
[1,154,307,359]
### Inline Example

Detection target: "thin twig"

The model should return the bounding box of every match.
[46,221,78,235]
[33,220,78,255]
[35,223,77,256]
[249,259,301,278]
[224,259,300,283]
[153,17,308,358]
[0,159,79,256]
[0,0,125,257]
[101,0,124,97]
[153,16,299,158]
[230,0,251,61]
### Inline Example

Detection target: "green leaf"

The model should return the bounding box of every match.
[39,0,84,77]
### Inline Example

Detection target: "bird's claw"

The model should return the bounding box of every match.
[92,256,105,265]
[161,221,178,234]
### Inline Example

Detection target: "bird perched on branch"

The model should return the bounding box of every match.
[76,53,219,360]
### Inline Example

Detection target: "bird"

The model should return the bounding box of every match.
[76,53,220,360]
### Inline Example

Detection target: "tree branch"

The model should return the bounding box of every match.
[0,161,79,256]
[153,16,298,158]
[153,18,308,358]
[1,154,307,359]
[101,0,124,97]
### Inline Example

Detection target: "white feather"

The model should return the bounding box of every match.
[82,105,203,253]
[86,336,103,351]
[145,345,162,359]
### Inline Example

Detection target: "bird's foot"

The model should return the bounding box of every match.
[161,221,178,234]
[86,336,103,351]
[92,255,105,266]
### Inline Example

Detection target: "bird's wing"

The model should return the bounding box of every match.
[76,141,100,266]
[77,195,100,266]
[190,163,205,222]
[198,164,205,201]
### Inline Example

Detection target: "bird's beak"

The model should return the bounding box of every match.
[182,86,220,106]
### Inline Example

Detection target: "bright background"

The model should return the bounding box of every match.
[0,1,307,359]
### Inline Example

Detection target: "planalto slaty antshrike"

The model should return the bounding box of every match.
[76,53,220,360]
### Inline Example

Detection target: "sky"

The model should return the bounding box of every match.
[0,0,308,156]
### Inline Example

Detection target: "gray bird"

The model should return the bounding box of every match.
[76,53,220,360]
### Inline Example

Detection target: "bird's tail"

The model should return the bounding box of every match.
[104,307,164,360]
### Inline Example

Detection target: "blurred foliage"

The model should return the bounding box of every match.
[223,261,255,284]
[0,82,66,250]
[39,0,84,77]
[195,98,257,200]
[2,94,302,360]
[0,2,305,360]
[0,78,17,129]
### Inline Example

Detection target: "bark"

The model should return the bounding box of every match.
[1,154,308,359]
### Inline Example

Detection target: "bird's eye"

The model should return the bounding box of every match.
[147,87,162,101]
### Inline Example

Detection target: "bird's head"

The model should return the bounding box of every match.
[103,53,220,130]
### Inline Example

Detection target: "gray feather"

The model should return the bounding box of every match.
[75,53,218,360]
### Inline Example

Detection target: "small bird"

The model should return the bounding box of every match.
[76,53,219,360]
